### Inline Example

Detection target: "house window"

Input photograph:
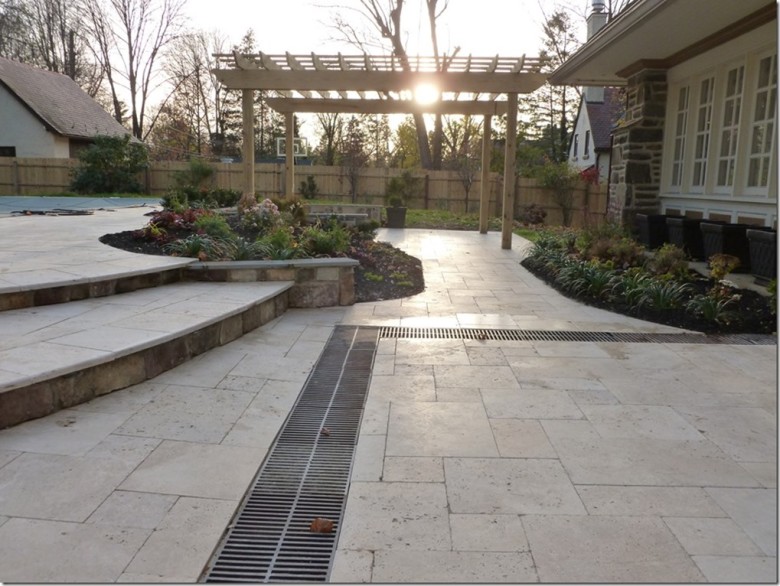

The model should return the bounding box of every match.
[573,133,579,159]
[0,147,16,157]
[716,65,744,187]
[692,77,715,187]
[671,86,690,188]
[584,131,591,158]
[747,54,777,189]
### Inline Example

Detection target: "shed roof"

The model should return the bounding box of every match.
[0,57,129,140]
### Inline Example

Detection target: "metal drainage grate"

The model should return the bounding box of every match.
[203,325,377,583]
[377,326,776,345]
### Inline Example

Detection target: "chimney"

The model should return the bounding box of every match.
[584,0,608,102]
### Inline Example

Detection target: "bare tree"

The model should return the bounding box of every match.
[315,112,344,166]
[0,0,103,96]
[327,0,454,170]
[83,0,186,140]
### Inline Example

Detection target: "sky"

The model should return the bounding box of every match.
[180,0,590,144]
[184,0,588,60]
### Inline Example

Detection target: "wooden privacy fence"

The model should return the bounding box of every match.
[0,157,607,228]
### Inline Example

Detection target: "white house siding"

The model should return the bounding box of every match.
[660,21,777,227]
[0,86,66,157]
[569,102,593,171]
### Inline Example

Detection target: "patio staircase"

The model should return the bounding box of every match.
[0,261,293,429]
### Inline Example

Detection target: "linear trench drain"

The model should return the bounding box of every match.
[377,326,776,345]
[203,326,377,583]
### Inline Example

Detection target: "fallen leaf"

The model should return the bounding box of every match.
[310,517,334,533]
[320,427,331,436]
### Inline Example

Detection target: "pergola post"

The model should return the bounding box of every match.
[501,92,518,249]
[241,89,255,197]
[285,112,295,198]
[479,114,493,234]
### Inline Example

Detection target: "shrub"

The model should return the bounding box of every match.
[255,226,304,260]
[645,243,689,279]
[241,198,282,233]
[271,196,307,226]
[70,135,148,194]
[534,160,581,227]
[686,292,739,325]
[194,213,234,240]
[611,268,653,309]
[163,234,223,260]
[173,159,215,191]
[354,220,380,240]
[221,237,266,261]
[517,203,547,226]
[386,171,422,207]
[301,222,350,256]
[299,175,319,200]
[637,279,692,310]
[768,279,777,316]
[708,253,741,280]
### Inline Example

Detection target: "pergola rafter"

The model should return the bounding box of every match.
[211,51,547,249]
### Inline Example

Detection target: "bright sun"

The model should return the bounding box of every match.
[414,83,440,105]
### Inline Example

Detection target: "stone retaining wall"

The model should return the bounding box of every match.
[187,258,358,308]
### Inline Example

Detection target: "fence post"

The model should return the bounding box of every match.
[12,158,19,194]
[424,174,430,210]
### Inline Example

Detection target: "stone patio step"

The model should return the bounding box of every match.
[0,258,194,312]
[0,280,292,429]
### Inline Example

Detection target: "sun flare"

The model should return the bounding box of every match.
[414,83,440,105]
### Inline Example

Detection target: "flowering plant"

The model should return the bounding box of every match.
[240,198,282,233]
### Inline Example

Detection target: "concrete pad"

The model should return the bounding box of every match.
[72,381,167,414]
[0,452,135,521]
[433,364,519,388]
[692,555,777,583]
[367,374,437,403]
[394,338,470,365]
[329,549,374,583]
[337,481,450,551]
[705,488,777,556]
[664,517,764,556]
[372,550,538,583]
[116,384,253,443]
[548,435,760,487]
[580,404,703,441]
[119,440,260,500]
[153,347,247,387]
[740,461,777,488]
[382,456,444,482]
[351,434,386,481]
[489,419,557,458]
[386,402,498,457]
[678,406,777,462]
[576,485,726,517]
[450,514,529,552]
[482,387,584,420]
[87,490,177,529]
[0,408,130,456]
[523,515,705,582]
[0,449,20,469]
[444,458,586,515]
[0,518,150,583]
[86,434,161,465]
[465,345,508,365]
[123,497,237,581]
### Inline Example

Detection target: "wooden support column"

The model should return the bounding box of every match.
[241,89,255,197]
[479,114,492,234]
[285,112,295,198]
[501,92,518,249]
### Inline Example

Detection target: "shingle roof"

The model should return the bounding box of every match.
[585,87,623,151]
[0,57,130,140]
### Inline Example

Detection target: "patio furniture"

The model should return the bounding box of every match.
[665,217,708,260]
[746,228,777,284]
[635,213,669,249]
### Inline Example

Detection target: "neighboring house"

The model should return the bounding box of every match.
[0,56,130,158]
[568,87,623,184]
[551,0,777,228]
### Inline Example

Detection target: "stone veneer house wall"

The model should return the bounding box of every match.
[550,0,777,228]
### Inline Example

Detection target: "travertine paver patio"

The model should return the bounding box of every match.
[0,209,775,583]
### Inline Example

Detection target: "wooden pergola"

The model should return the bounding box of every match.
[211,52,546,249]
